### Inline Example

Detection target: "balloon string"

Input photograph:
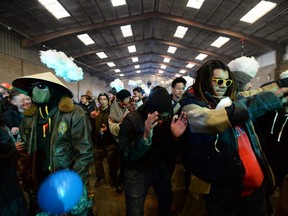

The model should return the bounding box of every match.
[241,38,245,56]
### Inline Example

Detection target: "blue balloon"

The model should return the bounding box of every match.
[37,170,84,214]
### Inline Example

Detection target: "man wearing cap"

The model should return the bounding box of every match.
[119,86,187,216]
[227,56,259,92]
[12,72,94,216]
[0,82,15,113]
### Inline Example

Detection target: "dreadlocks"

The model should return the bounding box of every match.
[193,60,237,107]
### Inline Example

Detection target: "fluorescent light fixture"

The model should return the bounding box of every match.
[77,34,95,45]
[128,45,136,53]
[119,74,124,77]
[195,53,208,61]
[174,26,188,38]
[38,0,70,19]
[210,36,230,48]
[175,74,181,77]
[167,46,177,54]
[159,70,164,74]
[134,65,140,69]
[96,52,108,59]
[121,24,133,37]
[186,0,205,9]
[240,1,277,24]
[136,70,141,73]
[179,70,186,74]
[114,69,121,73]
[163,58,171,63]
[111,0,126,7]
[160,65,167,69]
[132,57,138,62]
[107,62,115,67]
[186,63,195,68]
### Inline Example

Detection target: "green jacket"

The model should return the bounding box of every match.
[19,97,94,188]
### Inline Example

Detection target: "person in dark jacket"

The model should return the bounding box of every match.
[93,92,119,187]
[0,115,29,216]
[119,86,187,216]
[180,60,288,216]
[12,72,94,216]
[255,70,288,188]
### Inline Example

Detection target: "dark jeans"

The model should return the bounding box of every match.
[204,187,267,216]
[124,164,173,216]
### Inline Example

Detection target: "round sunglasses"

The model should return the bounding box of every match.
[212,78,233,87]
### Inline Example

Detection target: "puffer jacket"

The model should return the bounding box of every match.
[19,97,94,188]
[181,88,282,192]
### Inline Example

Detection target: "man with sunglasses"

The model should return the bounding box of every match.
[12,72,94,216]
[179,60,288,216]
[119,86,187,216]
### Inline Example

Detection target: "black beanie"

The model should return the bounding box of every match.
[98,92,109,102]
[116,89,131,101]
[108,87,117,95]
[145,86,171,113]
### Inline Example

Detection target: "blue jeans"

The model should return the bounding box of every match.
[124,164,173,216]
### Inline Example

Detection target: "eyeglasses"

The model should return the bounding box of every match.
[158,112,171,121]
[30,82,47,89]
[27,82,47,95]
[212,78,233,87]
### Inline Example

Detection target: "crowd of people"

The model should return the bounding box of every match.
[1,57,288,216]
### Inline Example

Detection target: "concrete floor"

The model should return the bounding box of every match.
[90,161,187,216]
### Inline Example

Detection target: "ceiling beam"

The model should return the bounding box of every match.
[89,52,202,70]
[21,12,155,47]
[21,12,282,51]
[89,52,201,68]
[72,38,230,60]
[90,57,201,74]
[156,12,283,52]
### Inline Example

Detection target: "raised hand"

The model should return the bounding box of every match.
[144,111,159,139]
[171,111,188,138]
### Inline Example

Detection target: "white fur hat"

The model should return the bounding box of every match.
[280,70,288,79]
[227,56,259,91]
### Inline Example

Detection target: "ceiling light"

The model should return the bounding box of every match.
[119,74,124,77]
[210,36,230,48]
[167,46,177,54]
[107,62,115,67]
[159,70,164,74]
[136,70,141,73]
[195,53,208,61]
[186,63,195,68]
[179,70,186,74]
[186,0,205,9]
[114,69,121,73]
[135,65,140,69]
[174,26,188,38]
[128,45,136,53]
[38,0,70,19]
[96,52,108,59]
[240,1,276,24]
[77,34,95,45]
[163,58,171,63]
[111,0,126,7]
[132,57,138,62]
[121,24,133,37]
[160,65,167,69]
